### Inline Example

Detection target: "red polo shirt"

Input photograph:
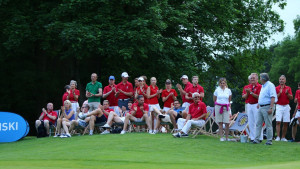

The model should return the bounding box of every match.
[103,108,114,118]
[40,110,58,124]
[162,89,178,108]
[130,103,149,118]
[103,85,118,106]
[62,92,68,105]
[148,85,159,104]
[188,101,207,120]
[136,85,149,104]
[242,83,261,104]
[295,90,300,109]
[182,82,193,103]
[116,81,134,99]
[69,89,80,102]
[242,84,250,103]
[276,85,292,105]
[185,84,204,103]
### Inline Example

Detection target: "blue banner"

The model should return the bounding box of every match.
[0,112,29,143]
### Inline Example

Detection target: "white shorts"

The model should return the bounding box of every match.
[120,117,129,124]
[295,110,300,119]
[182,102,190,113]
[163,107,170,112]
[149,104,161,112]
[71,102,79,114]
[276,104,291,122]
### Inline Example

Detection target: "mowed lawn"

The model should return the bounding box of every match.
[0,133,299,169]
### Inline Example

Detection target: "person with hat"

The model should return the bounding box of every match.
[103,75,120,116]
[176,75,193,109]
[172,92,207,138]
[85,73,103,111]
[135,77,149,104]
[162,79,178,112]
[115,72,133,110]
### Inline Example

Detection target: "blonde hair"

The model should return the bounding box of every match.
[218,77,227,87]
[64,100,71,107]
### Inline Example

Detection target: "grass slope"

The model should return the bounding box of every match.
[0,134,299,169]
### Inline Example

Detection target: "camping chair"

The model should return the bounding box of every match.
[229,113,249,137]
[192,106,215,138]
[49,110,60,136]
[129,121,147,132]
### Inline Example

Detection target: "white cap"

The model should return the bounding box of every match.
[121,72,129,78]
[192,92,200,98]
[138,77,144,81]
[180,75,188,80]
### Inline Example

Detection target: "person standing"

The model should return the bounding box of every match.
[162,79,178,112]
[275,75,293,142]
[176,75,192,109]
[242,73,263,142]
[135,77,149,104]
[86,73,103,111]
[253,73,277,145]
[213,78,232,141]
[103,76,119,115]
[115,72,133,110]
[68,80,80,113]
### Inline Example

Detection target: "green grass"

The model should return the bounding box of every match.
[0,133,299,169]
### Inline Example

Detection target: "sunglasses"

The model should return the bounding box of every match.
[194,96,200,99]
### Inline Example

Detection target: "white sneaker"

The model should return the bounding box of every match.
[102,124,111,129]
[101,130,110,135]
[60,134,67,138]
[66,133,71,137]
[172,132,181,138]
[120,130,126,134]
[153,130,158,134]
[53,134,60,138]
[149,130,153,134]
[275,136,280,141]
[281,138,288,142]
[220,137,226,142]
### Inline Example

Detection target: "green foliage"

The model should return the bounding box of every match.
[0,0,286,135]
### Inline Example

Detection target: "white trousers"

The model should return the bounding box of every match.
[177,118,205,134]
[246,103,263,140]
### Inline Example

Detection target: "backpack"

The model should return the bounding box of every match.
[37,121,48,138]
[111,127,122,134]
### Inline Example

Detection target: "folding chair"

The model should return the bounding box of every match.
[229,113,249,137]
[129,122,147,132]
[49,110,60,136]
[192,106,215,138]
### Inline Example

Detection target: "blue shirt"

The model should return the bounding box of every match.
[258,81,278,105]
[174,107,185,114]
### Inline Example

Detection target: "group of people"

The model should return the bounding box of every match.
[35,72,300,145]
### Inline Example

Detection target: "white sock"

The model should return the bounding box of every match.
[90,130,93,134]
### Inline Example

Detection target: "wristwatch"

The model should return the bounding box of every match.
[250,92,253,95]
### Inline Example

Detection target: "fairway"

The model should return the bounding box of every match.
[0,134,299,169]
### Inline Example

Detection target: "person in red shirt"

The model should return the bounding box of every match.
[35,103,58,136]
[115,72,134,110]
[62,85,70,105]
[275,75,293,142]
[185,76,204,103]
[120,95,151,134]
[241,73,263,142]
[68,80,80,113]
[147,77,162,132]
[103,76,120,115]
[162,79,178,112]
[135,77,149,104]
[172,92,207,138]
[291,82,300,142]
[176,75,193,108]
[242,75,251,114]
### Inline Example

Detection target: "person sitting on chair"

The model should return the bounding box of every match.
[35,103,57,136]
[68,104,91,135]
[120,95,151,134]
[56,100,75,138]
[172,92,207,138]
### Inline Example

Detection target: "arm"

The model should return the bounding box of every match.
[229,95,232,108]
[249,92,259,99]
[293,103,298,117]
[287,88,293,100]
[200,92,204,98]
[46,112,57,120]
[66,110,75,119]
[162,93,172,102]
[86,91,91,98]
[94,88,103,97]
[131,110,137,117]
[213,96,217,102]
[267,97,275,114]
[185,92,193,100]
[72,89,79,100]
[195,113,207,120]
[38,112,45,121]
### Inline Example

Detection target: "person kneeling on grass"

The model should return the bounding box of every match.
[173,92,207,138]
[120,95,151,134]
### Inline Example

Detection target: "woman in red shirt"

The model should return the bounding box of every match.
[147,77,162,132]
[135,77,149,104]
[68,80,80,113]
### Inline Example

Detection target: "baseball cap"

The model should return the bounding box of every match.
[181,75,188,80]
[192,92,200,98]
[121,72,129,78]
[109,76,115,80]
[138,77,144,81]
[165,79,171,84]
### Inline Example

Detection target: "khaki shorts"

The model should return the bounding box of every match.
[214,105,230,123]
